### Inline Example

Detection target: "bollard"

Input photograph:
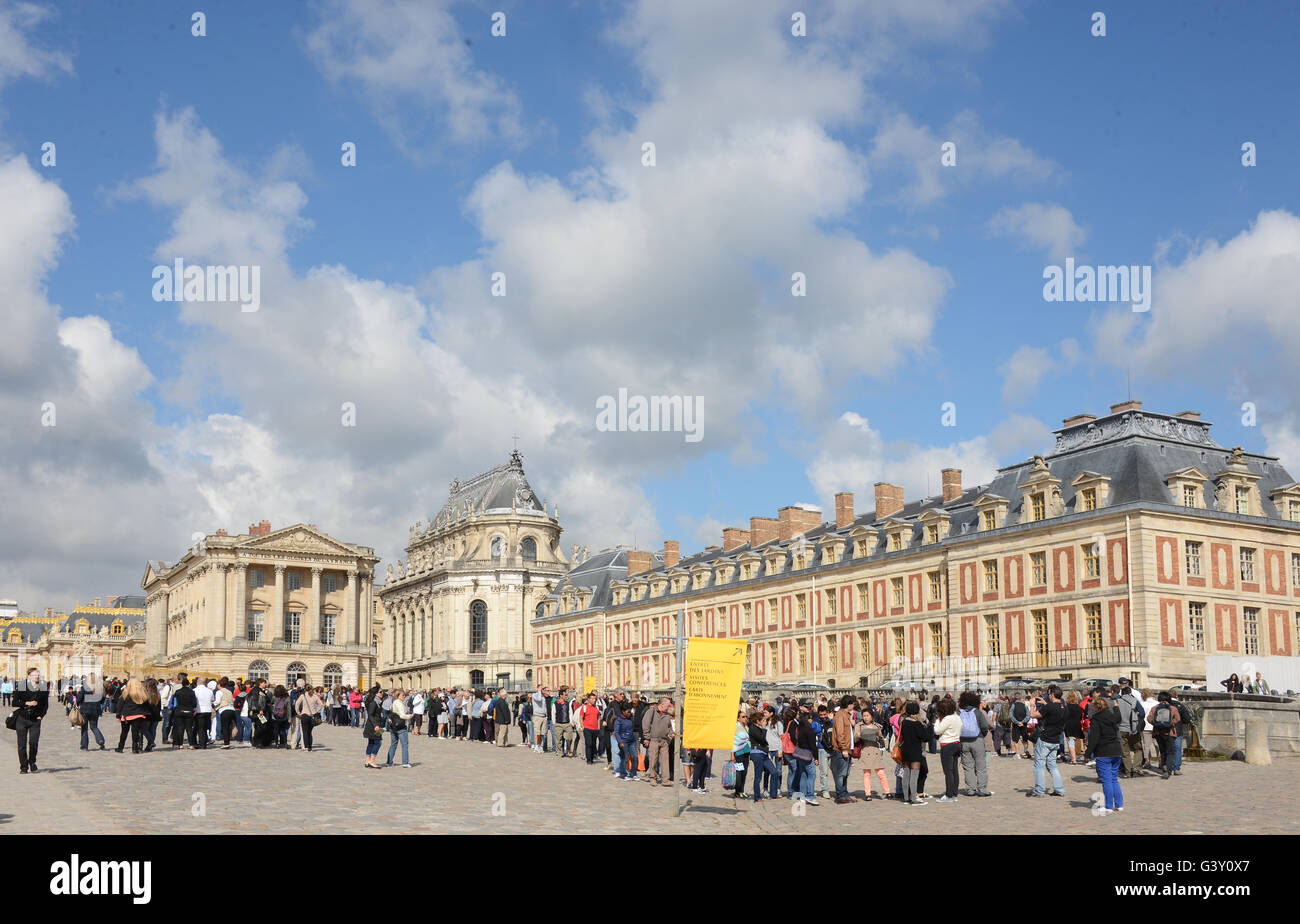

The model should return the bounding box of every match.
[1244,718,1272,766]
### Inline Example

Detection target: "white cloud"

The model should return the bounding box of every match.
[999,338,1080,404]
[987,202,1087,261]
[0,1,70,90]
[302,0,523,155]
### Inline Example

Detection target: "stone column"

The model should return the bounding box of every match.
[146,591,168,660]
[211,564,227,640]
[272,564,286,642]
[311,566,323,645]
[343,567,358,646]
[233,565,247,641]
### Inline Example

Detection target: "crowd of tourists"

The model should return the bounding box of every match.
[6,664,1195,814]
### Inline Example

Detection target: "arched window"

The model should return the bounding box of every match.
[323,663,343,687]
[491,536,504,559]
[286,662,308,687]
[521,537,537,563]
[535,602,545,620]
[248,660,270,682]
[469,669,484,686]
[7,627,21,643]
[110,619,125,636]
[75,619,89,634]
[469,599,487,653]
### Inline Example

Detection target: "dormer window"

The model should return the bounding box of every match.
[982,511,997,530]
[1236,487,1250,515]
[890,533,902,552]
[926,525,938,544]
[1031,493,1046,521]
[75,619,89,634]
[110,619,125,636]
[1080,488,1097,511]
[1183,485,1196,507]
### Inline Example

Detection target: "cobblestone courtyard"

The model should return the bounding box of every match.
[3,721,1296,835]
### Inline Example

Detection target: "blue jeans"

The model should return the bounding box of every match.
[239,714,252,742]
[831,751,852,799]
[387,727,410,765]
[350,707,362,727]
[160,707,173,741]
[79,717,104,753]
[816,750,829,793]
[1171,733,1184,772]
[1033,737,1065,795]
[750,749,780,799]
[617,739,639,778]
[791,757,816,800]
[366,737,382,757]
[1096,755,1123,810]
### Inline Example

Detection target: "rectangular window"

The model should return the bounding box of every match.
[796,638,807,675]
[926,524,939,544]
[1081,488,1097,511]
[323,574,336,594]
[1186,541,1202,577]
[982,510,997,531]
[890,532,903,552]
[743,603,752,630]
[985,615,1000,657]
[1083,542,1101,579]
[1085,603,1102,651]
[321,612,336,645]
[858,630,869,668]
[285,611,301,644]
[1236,486,1250,515]
[247,610,264,642]
[287,572,301,592]
[768,641,779,676]
[1240,547,1256,583]
[768,598,779,628]
[1292,553,1300,587]
[827,635,838,672]
[929,622,944,658]
[1243,607,1259,656]
[928,571,942,603]
[1183,485,1197,507]
[1031,551,1047,586]
[983,560,999,593]
[1290,501,1300,522]
[824,589,836,619]
[249,569,264,589]
[796,594,807,622]
[1032,609,1048,657]
[891,577,904,607]
[1031,493,1045,521]
[1188,602,1205,652]
[614,625,622,648]
[892,627,905,660]
[856,583,868,614]
[694,610,703,635]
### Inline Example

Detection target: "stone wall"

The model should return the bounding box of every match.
[1185,693,1300,758]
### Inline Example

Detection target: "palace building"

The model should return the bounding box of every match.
[140,522,381,687]
[377,450,570,689]
[531,401,1300,691]
[1,596,146,680]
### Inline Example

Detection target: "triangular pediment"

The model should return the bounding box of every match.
[241,524,357,556]
[1165,467,1209,482]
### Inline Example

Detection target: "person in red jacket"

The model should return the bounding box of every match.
[579,694,602,764]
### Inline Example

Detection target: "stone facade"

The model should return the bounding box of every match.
[1,599,144,681]
[140,523,380,687]
[533,402,1300,692]
[378,451,569,689]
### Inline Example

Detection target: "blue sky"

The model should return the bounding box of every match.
[2,0,1299,609]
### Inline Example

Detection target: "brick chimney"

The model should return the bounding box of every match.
[1109,400,1142,415]
[663,540,680,568]
[750,516,779,548]
[835,492,854,528]
[875,482,904,519]
[215,528,227,537]
[722,527,748,551]
[1062,413,1097,428]
[626,550,653,576]
[249,519,271,537]
[941,468,962,503]
[1175,410,1201,421]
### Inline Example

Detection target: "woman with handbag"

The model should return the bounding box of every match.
[362,687,386,768]
[296,684,324,752]
[747,710,780,801]
[787,708,820,806]
[730,709,752,799]
[855,710,890,801]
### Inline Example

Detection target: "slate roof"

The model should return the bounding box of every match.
[433,450,545,522]
[539,406,1298,619]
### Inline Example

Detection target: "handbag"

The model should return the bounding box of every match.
[891,744,903,764]
[780,729,795,755]
[69,706,85,728]
[721,759,737,789]
[5,712,16,730]
[364,722,384,740]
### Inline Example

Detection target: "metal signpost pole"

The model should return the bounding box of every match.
[656,608,689,818]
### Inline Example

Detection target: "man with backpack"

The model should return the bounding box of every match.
[1009,694,1031,759]
[1146,691,1180,779]
[1168,692,1192,776]
[992,695,1013,756]
[957,691,994,796]
[1026,685,1066,798]
[1114,682,1146,777]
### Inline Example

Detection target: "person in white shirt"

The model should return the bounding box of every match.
[193,680,214,749]
[158,679,175,741]
[1140,689,1160,768]
[411,691,426,735]
[214,678,238,748]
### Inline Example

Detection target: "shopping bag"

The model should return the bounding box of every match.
[722,759,737,789]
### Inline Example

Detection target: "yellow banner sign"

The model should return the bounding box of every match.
[683,637,747,749]
[583,675,596,695]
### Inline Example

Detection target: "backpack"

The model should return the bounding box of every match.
[1116,694,1142,734]
[997,702,1011,725]
[819,721,835,752]
[1152,703,1174,731]
[272,697,287,720]
[959,708,980,738]
[1011,701,1028,723]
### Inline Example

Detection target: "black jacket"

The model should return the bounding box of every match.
[1085,708,1122,759]
[12,683,49,721]
[172,685,198,713]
